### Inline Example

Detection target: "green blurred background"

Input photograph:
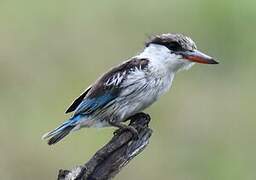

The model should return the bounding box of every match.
[0,0,256,179]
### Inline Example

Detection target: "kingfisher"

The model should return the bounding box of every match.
[42,33,218,145]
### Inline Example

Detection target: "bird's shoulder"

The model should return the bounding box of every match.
[97,57,149,87]
[65,57,149,114]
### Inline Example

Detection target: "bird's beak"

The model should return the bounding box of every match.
[179,50,219,64]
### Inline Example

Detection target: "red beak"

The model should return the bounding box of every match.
[180,50,218,64]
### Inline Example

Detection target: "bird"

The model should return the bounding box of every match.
[42,33,218,145]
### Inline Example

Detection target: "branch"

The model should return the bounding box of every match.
[57,112,152,180]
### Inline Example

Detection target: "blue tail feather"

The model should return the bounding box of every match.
[42,115,83,145]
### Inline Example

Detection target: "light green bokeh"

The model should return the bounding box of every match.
[0,0,255,179]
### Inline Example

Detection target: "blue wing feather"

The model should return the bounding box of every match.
[74,91,116,115]
[65,86,92,113]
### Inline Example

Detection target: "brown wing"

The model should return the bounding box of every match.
[65,58,149,114]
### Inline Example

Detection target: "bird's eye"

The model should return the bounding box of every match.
[165,42,183,51]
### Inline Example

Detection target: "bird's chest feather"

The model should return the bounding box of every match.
[114,65,174,120]
[146,64,174,100]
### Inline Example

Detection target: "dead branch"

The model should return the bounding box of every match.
[57,112,152,180]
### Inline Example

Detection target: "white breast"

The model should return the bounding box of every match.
[136,43,176,97]
[113,61,174,121]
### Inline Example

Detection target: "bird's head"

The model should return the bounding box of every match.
[144,33,218,72]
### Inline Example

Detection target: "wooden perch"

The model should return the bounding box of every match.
[57,112,152,180]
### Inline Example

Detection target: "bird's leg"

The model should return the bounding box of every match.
[108,119,139,140]
[124,112,149,127]
[124,112,150,128]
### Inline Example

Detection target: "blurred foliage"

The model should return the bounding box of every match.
[0,0,256,179]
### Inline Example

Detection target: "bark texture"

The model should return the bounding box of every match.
[57,112,152,180]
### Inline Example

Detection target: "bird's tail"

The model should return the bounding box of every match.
[42,116,80,145]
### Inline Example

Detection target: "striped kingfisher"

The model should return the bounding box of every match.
[42,33,218,145]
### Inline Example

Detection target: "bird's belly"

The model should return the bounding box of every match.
[117,91,156,120]
[88,88,157,127]
[115,76,173,121]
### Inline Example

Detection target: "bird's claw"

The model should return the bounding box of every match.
[113,126,139,140]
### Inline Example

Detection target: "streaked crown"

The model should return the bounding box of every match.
[145,33,197,52]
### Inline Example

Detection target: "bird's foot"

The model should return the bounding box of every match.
[113,126,139,140]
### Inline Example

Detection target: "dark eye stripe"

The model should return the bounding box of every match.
[153,41,183,51]
[164,42,183,51]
